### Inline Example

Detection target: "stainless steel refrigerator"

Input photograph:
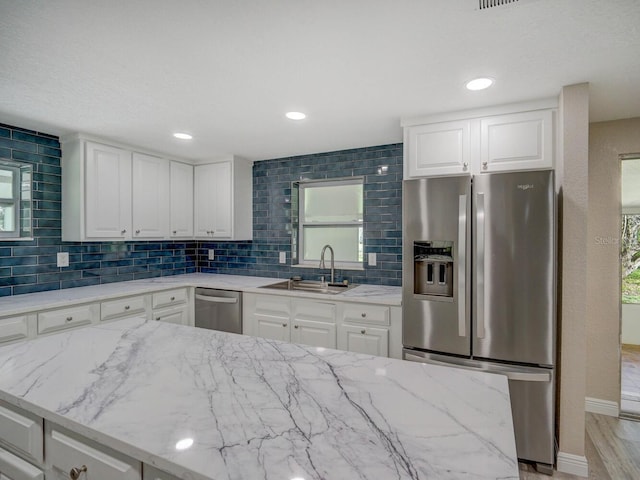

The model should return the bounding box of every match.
[402,170,556,473]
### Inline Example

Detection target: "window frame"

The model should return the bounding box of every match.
[296,176,364,270]
[0,159,33,240]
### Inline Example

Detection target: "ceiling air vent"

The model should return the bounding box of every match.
[479,0,520,9]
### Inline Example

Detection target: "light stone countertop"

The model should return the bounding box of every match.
[0,317,519,480]
[0,273,402,318]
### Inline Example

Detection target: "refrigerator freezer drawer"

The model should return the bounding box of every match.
[403,350,555,468]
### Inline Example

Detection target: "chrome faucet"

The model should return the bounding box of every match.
[319,244,335,284]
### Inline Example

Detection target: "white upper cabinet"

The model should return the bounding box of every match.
[64,140,132,241]
[132,153,170,239]
[194,157,253,240]
[403,101,555,178]
[169,161,193,238]
[404,119,472,178]
[479,109,553,173]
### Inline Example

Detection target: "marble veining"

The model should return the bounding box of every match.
[0,318,518,480]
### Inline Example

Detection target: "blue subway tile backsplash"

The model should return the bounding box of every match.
[0,121,403,297]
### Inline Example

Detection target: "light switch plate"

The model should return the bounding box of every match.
[57,252,69,267]
[208,249,215,260]
[279,251,286,264]
[368,252,377,266]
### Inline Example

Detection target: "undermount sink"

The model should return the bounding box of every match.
[259,279,356,295]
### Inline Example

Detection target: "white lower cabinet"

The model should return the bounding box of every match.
[153,306,189,325]
[244,294,336,348]
[152,288,190,326]
[142,465,181,480]
[101,295,149,322]
[338,324,389,357]
[0,447,43,480]
[0,315,32,346]
[37,304,99,336]
[45,423,141,480]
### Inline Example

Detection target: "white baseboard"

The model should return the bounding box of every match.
[557,452,589,477]
[585,396,619,416]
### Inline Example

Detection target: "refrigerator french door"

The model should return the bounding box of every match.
[402,170,556,473]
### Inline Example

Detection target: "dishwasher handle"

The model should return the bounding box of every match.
[195,294,238,304]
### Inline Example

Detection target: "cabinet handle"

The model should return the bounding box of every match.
[66,316,73,322]
[482,161,488,170]
[135,229,140,234]
[361,329,366,334]
[69,465,87,479]
[173,230,177,234]
[121,229,127,235]
[156,317,161,321]
[294,325,299,329]
[124,305,130,310]
[361,312,367,318]
[170,296,176,301]
[282,323,288,327]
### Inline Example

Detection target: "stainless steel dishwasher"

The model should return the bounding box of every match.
[194,288,242,334]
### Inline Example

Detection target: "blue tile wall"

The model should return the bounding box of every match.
[199,144,403,286]
[0,123,197,297]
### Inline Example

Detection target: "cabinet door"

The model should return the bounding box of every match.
[338,325,389,357]
[131,153,170,238]
[479,109,553,172]
[255,316,290,342]
[153,306,189,325]
[0,446,44,480]
[45,424,140,480]
[245,294,291,341]
[85,142,132,239]
[404,120,471,178]
[291,299,336,348]
[169,161,193,238]
[194,162,232,238]
[0,316,29,345]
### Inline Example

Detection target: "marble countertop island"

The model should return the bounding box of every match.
[0,318,518,479]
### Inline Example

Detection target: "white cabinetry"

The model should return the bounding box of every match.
[169,161,193,238]
[0,401,44,480]
[152,288,190,326]
[132,153,170,239]
[0,315,31,346]
[37,304,99,336]
[45,423,140,480]
[194,157,253,240]
[243,294,336,348]
[143,465,181,480]
[403,102,555,178]
[337,303,390,357]
[101,295,149,322]
[0,447,43,480]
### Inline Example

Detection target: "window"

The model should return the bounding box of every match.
[0,159,32,240]
[296,177,364,268]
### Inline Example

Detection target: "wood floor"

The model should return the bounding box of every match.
[519,413,640,479]
[621,344,640,415]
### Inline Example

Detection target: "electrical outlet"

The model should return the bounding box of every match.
[279,251,286,264]
[57,252,69,267]
[368,252,377,266]
[208,249,215,260]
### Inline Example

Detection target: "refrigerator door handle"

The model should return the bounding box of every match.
[476,192,486,339]
[458,194,467,337]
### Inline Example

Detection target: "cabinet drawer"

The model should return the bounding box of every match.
[292,299,335,322]
[101,296,147,321]
[143,465,181,480]
[152,289,187,309]
[37,305,96,335]
[153,306,188,325]
[45,424,141,480]
[0,316,29,345]
[0,401,43,464]
[0,446,44,480]
[253,294,291,317]
[340,304,390,326]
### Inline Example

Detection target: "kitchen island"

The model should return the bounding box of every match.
[0,317,519,479]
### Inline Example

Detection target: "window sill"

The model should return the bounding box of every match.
[292,262,365,271]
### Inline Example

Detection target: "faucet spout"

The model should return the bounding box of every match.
[319,244,335,284]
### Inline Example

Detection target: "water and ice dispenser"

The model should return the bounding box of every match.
[413,241,454,298]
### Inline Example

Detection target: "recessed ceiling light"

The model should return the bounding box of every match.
[285,111,306,120]
[465,77,494,91]
[173,132,193,140]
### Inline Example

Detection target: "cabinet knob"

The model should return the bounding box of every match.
[156,317,161,321]
[170,296,175,301]
[282,323,288,327]
[135,229,140,234]
[463,162,469,171]
[361,329,366,334]
[173,230,177,234]
[121,229,127,234]
[66,316,73,322]
[124,305,130,310]
[482,161,488,170]
[69,465,87,479]
[294,325,299,329]
[361,312,367,318]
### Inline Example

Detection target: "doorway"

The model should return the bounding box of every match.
[621,155,640,417]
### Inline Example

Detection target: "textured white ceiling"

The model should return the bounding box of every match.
[1,0,639,162]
